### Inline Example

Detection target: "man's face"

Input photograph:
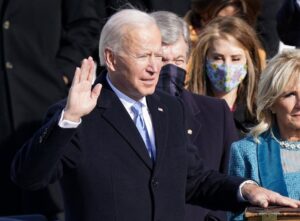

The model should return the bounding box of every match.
[161,35,189,70]
[108,24,163,101]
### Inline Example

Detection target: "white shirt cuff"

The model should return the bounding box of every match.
[238,180,258,202]
[58,110,82,128]
[297,0,300,8]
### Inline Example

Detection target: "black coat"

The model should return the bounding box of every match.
[0,0,99,216]
[277,0,300,47]
[256,0,284,58]
[180,90,239,221]
[12,73,246,221]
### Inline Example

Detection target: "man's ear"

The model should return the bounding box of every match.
[104,48,116,71]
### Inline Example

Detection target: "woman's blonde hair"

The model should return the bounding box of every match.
[187,16,262,117]
[251,49,300,141]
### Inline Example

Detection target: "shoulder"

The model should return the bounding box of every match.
[231,136,258,157]
[151,91,185,117]
[155,90,183,106]
[181,90,227,109]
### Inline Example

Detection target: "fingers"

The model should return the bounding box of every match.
[87,56,96,82]
[271,195,300,208]
[244,185,300,209]
[71,56,95,87]
[72,67,81,86]
[79,58,89,82]
[258,188,300,208]
[250,194,269,208]
[259,199,268,208]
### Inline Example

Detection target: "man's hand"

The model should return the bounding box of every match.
[64,57,102,122]
[242,183,300,208]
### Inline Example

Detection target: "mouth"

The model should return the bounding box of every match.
[141,78,157,85]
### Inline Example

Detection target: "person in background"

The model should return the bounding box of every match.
[228,49,300,220]
[184,0,281,61]
[256,0,283,59]
[184,0,260,46]
[0,0,99,219]
[277,0,300,48]
[151,11,238,221]
[10,8,300,221]
[187,16,263,137]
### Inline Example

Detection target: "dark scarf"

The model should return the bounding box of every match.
[156,64,186,96]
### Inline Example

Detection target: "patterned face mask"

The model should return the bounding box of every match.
[205,60,247,92]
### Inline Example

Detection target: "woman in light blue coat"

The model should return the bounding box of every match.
[228,49,300,220]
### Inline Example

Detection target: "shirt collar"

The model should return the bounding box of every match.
[106,74,147,110]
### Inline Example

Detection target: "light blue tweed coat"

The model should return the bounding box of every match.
[228,134,300,220]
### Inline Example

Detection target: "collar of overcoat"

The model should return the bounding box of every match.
[94,72,168,171]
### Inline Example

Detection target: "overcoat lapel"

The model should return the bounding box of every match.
[95,77,153,169]
[146,94,168,172]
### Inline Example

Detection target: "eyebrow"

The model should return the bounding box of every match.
[211,52,242,57]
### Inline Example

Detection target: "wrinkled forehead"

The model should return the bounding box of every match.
[120,24,162,54]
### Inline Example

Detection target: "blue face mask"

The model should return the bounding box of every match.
[205,60,247,92]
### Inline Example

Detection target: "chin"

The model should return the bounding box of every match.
[142,88,156,97]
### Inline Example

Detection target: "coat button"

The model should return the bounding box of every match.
[3,20,10,29]
[151,178,159,188]
[39,136,43,144]
[5,62,13,69]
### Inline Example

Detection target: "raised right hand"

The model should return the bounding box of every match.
[64,57,102,122]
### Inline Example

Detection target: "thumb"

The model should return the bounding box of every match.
[91,83,102,100]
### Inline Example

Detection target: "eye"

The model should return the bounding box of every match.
[162,57,169,63]
[175,59,185,65]
[154,54,163,61]
[213,56,223,61]
[137,54,148,59]
[232,57,241,62]
[283,92,296,98]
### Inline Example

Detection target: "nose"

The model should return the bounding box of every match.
[224,59,232,66]
[147,55,162,74]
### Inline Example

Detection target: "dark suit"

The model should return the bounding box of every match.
[277,0,300,47]
[0,0,99,217]
[180,90,239,221]
[12,73,246,221]
[256,0,283,58]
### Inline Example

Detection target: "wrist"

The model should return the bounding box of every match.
[63,109,81,122]
[241,181,259,201]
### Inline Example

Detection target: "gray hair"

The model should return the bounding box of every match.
[99,9,157,66]
[151,11,191,57]
[251,49,300,141]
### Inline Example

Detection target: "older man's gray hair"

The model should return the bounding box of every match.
[151,11,190,57]
[99,9,157,66]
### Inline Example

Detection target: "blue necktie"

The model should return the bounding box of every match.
[131,102,156,161]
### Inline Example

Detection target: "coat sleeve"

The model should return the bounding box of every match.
[56,0,100,82]
[11,101,81,190]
